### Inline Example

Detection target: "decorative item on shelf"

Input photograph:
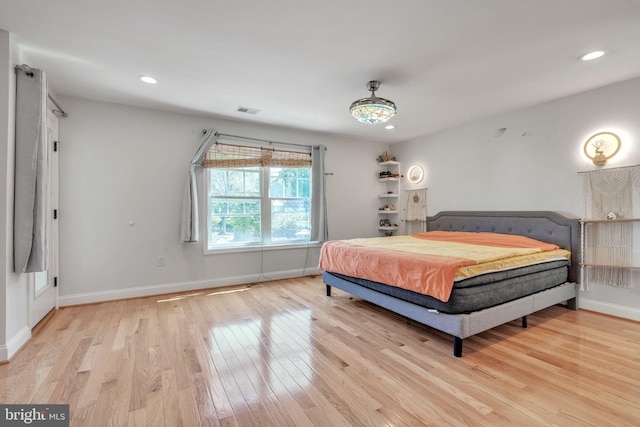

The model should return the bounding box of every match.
[583,131,622,166]
[606,211,618,220]
[376,150,397,163]
[407,165,424,184]
[379,171,400,179]
[379,204,396,211]
[351,81,396,125]
[379,219,391,227]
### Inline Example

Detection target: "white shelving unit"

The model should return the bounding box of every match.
[378,160,400,235]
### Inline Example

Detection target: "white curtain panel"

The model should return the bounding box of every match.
[180,128,218,242]
[14,68,49,273]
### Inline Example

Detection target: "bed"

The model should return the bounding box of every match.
[321,211,580,357]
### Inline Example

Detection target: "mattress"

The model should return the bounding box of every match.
[319,231,570,302]
[326,258,569,314]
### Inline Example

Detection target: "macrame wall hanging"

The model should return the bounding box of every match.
[403,188,427,233]
[582,165,640,288]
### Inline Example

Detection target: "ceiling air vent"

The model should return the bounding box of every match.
[236,106,261,114]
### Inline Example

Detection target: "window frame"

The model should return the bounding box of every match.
[204,162,316,253]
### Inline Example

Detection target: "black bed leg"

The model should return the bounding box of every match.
[522,316,528,328]
[453,337,463,357]
[566,297,578,311]
[326,284,332,297]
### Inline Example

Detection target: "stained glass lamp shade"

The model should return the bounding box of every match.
[350,81,396,125]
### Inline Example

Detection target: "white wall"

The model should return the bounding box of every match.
[394,76,640,320]
[57,96,388,305]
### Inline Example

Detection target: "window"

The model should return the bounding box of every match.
[206,143,313,249]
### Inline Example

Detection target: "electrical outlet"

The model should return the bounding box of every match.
[157,256,166,267]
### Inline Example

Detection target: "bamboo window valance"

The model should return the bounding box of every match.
[204,142,311,168]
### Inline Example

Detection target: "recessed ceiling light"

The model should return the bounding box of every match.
[578,50,605,61]
[139,75,157,84]
[385,124,396,130]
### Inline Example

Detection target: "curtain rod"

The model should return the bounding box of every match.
[47,94,68,118]
[577,164,639,174]
[204,130,324,150]
[213,140,310,155]
[15,64,68,118]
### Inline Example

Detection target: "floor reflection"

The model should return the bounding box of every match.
[210,308,313,399]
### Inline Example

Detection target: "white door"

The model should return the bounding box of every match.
[28,109,59,328]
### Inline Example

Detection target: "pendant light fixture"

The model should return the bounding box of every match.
[349,80,396,124]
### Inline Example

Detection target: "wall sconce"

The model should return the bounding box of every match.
[407,165,424,184]
[583,131,621,166]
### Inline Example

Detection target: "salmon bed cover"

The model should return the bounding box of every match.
[319,231,570,302]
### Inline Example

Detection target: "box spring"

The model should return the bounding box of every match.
[328,259,569,314]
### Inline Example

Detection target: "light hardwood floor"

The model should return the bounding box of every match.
[1,275,639,426]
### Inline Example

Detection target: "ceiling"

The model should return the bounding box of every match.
[2,1,640,144]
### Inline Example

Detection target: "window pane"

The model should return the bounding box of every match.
[271,199,310,242]
[270,168,310,198]
[210,199,261,246]
[208,161,314,249]
[211,168,260,196]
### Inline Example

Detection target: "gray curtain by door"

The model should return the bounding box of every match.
[14,67,49,273]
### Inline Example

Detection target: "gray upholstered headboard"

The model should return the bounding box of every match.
[426,211,580,283]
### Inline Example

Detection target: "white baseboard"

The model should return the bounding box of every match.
[579,299,640,322]
[59,268,321,307]
[0,325,31,362]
